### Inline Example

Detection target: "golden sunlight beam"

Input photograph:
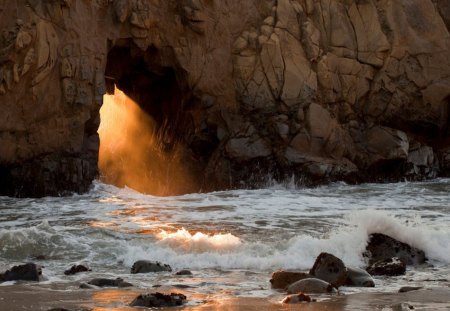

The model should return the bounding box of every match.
[98,87,196,195]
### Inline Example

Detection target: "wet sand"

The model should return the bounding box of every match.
[0,285,449,311]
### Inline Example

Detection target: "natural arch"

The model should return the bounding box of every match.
[98,40,207,196]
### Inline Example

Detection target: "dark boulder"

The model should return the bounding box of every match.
[287,278,337,294]
[367,257,406,276]
[345,267,375,287]
[86,278,133,288]
[175,269,193,276]
[0,263,42,282]
[365,233,426,265]
[131,260,172,274]
[309,252,347,287]
[64,264,91,275]
[130,292,187,308]
[270,270,310,289]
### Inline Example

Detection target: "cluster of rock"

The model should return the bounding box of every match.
[0,259,191,309]
[1,0,450,197]
[273,233,428,304]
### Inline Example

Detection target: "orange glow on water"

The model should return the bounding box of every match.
[156,228,242,253]
[98,87,197,195]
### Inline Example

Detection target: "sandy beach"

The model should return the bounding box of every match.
[0,284,449,311]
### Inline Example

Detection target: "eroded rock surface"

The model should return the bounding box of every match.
[365,233,427,265]
[309,252,347,287]
[0,263,42,282]
[1,0,450,197]
[131,260,172,274]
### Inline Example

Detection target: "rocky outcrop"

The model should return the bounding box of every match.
[309,252,347,287]
[0,263,42,282]
[367,257,407,276]
[1,0,450,197]
[131,260,172,274]
[64,264,90,276]
[365,233,427,265]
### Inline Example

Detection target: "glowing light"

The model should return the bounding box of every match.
[157,228,242,253]
[98,87,196,195]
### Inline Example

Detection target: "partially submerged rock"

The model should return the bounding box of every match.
[282,292,312,304]
[345,267,375,287]
[365,233,426,265]
[85,278,133,288]
[399,286,423,293]
[130,292,186,308]
[0,263,42,282]
[131,260,172,274]
[367,257,406,276]
[309,252,347,287]
[270,270,310,289]
[175,269,193,276]
[287,278,337,294]
[64,264,91,276]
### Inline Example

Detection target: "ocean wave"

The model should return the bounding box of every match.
[116,210,450,270]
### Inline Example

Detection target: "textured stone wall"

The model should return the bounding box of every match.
[0,0,449,197]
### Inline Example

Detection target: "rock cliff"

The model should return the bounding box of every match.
[1,0,450,197]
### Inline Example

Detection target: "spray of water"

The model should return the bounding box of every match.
[98,87,196,195]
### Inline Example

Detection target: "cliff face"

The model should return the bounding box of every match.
[1,0,450,197]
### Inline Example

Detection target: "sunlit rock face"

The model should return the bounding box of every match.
[0,0,450,197]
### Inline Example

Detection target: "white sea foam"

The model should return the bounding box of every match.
[156,228,242,253]
[115,209,450,271]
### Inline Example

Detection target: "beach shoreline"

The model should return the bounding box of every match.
[1,284,449,311]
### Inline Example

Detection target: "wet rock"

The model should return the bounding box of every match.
[287,278,337,294]
[399,286,423,293]
[365,233,427,265]
[175,270,193,276]
[86,278,133,288]
[309,252,347,287]
[130,292,187,308]
[367,257,406,276]
[0,263,42,282]
[131,260,172,274]
[270,270,310,289]
[64,264,91,275]
[345,267,375,287]
[282,292,312,304]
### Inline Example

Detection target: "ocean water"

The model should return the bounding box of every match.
[0,179,449,305]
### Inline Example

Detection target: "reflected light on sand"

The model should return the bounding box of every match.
[98,87,196,196]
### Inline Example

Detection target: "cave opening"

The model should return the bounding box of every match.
[98,41,203,196]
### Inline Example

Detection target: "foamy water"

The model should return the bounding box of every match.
[0,179,449,297]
